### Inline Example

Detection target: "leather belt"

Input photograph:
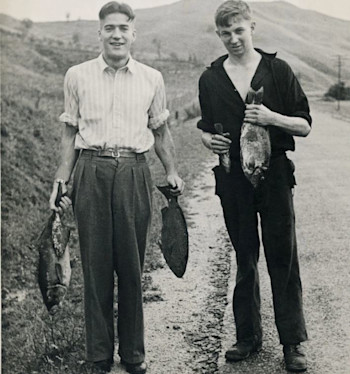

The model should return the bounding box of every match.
[81,149,146,160]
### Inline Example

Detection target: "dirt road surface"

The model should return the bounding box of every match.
[110,104,350,374]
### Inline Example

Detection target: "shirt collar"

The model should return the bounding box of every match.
[97,53,136,74]
[209,48,277,69]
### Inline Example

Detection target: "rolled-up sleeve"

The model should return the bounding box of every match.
[59,67,79,127]
[197,74,215,133]
[148,72,169,130]
[280,61,312,126]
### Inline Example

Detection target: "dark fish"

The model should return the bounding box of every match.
[214,123,231,174]
[157,185,189,278]
[37,183,71,314]
[240,87,271,188]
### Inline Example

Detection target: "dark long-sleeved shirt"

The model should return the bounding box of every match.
[197,49,312,161]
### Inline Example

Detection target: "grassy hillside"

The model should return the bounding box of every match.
[13,0,350,94]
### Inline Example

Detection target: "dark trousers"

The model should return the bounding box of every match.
[214,155,307,345]
[72,152,152,364]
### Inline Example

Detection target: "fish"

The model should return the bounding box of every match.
[240,86,271,188]
[37,182,72,314]
[157,185,189,278]
[214,123,231,174]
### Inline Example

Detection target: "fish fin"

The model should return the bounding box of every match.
[55,263,63,284]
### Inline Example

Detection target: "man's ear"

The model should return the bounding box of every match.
[215,29,220,38]
[98,29,101,41]
[251,21,256,34]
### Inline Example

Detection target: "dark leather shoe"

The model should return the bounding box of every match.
[93,358,113,373]
[225,340,262,362]
[283,344,307,372]
[120,359,147,374]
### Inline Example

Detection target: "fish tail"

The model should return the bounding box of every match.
[157,185,173,201]
[246,86,264,105]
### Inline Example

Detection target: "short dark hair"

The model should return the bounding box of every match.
[215,0,251,27]
[99,1,135,21]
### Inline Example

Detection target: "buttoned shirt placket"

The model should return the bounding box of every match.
[113,67,126,152]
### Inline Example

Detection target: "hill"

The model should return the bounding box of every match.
[16,0,350,94]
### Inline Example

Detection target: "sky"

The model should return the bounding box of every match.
[0,0,349,22]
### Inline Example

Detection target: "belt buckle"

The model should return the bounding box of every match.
[111,149,120,159]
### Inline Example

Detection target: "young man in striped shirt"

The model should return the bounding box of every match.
[49,2,184,373]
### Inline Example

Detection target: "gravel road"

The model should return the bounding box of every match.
[111,104,350,374]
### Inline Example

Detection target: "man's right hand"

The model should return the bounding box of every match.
[202,132,231,155]
[49,182,72,215]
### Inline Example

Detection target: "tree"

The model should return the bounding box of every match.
[152,38,162,59]
[325,82,350,101]
[66,12,70,22]
[72,32,81,46]
[169,52,179,61]
[21,18,33,38]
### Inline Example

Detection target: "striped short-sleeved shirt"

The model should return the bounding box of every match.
[59,54,169,153]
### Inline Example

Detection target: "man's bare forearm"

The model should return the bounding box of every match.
[245,104,311,137]
[55,124,79,183]
[270,113,311,137]
[153,123,177,176]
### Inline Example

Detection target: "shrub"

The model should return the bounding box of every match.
[325,82,350,100]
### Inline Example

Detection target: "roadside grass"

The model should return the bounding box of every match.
[1,31,206,373]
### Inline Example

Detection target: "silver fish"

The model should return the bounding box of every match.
[214,123,231,174]
[240,87,271,188]
[37,183,71,314]
[157,186,189,278]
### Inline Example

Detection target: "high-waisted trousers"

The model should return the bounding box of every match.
[72,151,152,364]
[213,154,307,346]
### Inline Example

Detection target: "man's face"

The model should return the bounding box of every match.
[99,12,136,63]
[216,16,255,57]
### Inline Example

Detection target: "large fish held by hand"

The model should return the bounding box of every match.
[240,87,271,188]
[157,186,189,278]
[37,183,72,315]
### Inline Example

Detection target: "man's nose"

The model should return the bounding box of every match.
[229,33,238,43]
[112,27,122,38]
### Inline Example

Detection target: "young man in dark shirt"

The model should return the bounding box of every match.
[197,1,311,372]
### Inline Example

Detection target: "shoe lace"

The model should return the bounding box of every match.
[288,344,304,355]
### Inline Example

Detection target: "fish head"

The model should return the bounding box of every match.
[46,284,67,314]
[250,166,268,188]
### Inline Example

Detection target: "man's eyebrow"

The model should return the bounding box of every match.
[104,23,130,27]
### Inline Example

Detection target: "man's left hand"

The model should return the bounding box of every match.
[166,174,185,196]
[244,104,275,127]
